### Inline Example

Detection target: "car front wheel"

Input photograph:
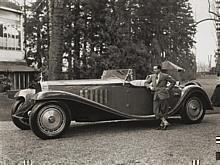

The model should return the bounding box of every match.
[11,99,30,130]
[181,96,205,124]
[29,103,70,139]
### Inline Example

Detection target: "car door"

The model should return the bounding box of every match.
[126,86,154,116]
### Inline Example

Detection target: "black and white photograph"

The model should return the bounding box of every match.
[0,0,220,164]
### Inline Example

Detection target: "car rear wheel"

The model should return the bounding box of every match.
[181,96,205,124]
[29,102,70,139]
[11,99,30,130]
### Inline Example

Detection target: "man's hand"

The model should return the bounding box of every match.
[145,84,155,91]
[144,76,154,91]
[149,86,155,91]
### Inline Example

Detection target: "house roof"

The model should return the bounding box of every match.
[0,0,21,13]
[0,61,36,72]
[162,60,185,72]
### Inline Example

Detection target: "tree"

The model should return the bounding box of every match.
[25,0,49,80]
[25,0,197,80]
[136,0,196,78]
[48,0,65,80]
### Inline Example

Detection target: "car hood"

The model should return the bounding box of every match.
[41,78,125,88]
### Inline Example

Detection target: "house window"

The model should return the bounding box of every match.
[12,72,32,90]
[0,24,21,50]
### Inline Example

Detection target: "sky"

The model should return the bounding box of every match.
[14,0,217,70]
[190,0,217,71]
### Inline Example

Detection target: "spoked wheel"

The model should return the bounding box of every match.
[30,103,70,139]
[11,99,30,130]
[181,96,205,124]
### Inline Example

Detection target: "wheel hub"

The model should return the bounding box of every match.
[186,98,203,121]
[191,105,197,110]
[48,116,55,123]
[38,107,65,133]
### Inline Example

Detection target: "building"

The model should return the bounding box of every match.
[0,0,36,90]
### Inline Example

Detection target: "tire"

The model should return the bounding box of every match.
[180,96,205,124]
[29,102,71,140]
[11,99,30,130]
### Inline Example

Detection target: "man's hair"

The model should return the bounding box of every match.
[154,65,162,70]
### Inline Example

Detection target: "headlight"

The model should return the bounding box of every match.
[14,89,36,99]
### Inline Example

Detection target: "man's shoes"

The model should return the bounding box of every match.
[155,125,168,130]
[155,122,164,130]
[161,124,168,130]
[155,126,162,130]
[155,120,171,130]
[161,123,170,130]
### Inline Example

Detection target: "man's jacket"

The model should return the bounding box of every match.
[145,72,176,100]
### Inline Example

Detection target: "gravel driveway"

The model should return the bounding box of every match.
[1,114,220,165]
[1,75,220,164]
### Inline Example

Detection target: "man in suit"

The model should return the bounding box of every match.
[145,65,176,130]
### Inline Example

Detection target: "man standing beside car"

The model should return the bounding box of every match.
[145,65,176,130]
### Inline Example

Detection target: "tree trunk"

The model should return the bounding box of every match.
[73,1,80,79]
[48,0,65,80]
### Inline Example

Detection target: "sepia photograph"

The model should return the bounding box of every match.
[0,0,220,164]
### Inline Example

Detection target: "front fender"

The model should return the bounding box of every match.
[32,91,114,113]
[32,91,141,120]
[12,89,36,119]
[169,85,213,115]
[33,90,86,103]
[14,89,36,101]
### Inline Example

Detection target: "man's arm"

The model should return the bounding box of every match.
[145,75,154,90]
[145,75,152,84]
[166,75,176,90]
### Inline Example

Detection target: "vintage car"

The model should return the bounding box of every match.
[11,69,213,139]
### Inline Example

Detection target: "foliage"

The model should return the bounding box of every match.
[25,0,196,80]
[25,0,49,79]
[0,74,12,92]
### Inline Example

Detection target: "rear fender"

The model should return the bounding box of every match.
[169,85,213,115]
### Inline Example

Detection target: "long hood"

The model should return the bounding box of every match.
[41,78,124,86]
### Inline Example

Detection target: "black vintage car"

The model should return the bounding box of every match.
[211,84,220,107]
[11,69,213,139]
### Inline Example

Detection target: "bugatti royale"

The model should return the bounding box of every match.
[11,69,213,139]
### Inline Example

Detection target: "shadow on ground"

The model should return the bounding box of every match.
[64,118,185,138]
